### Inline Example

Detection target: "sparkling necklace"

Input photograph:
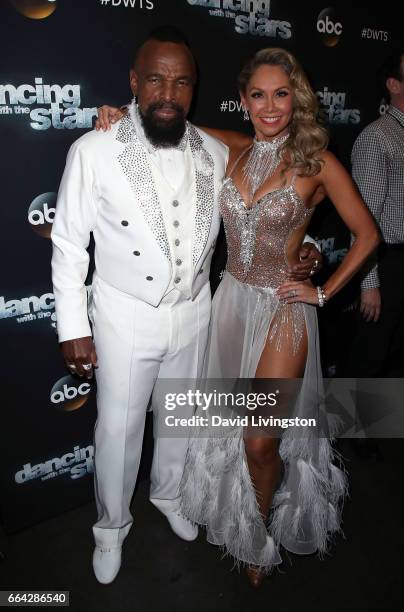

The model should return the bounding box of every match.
[242,133,289,203]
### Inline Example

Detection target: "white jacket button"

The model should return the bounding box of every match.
[146,276,153,281]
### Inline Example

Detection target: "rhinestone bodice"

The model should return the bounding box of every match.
[220,176,313,288]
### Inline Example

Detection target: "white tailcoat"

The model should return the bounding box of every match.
[51,110,228,547]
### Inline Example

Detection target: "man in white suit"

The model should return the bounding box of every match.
[52,26,319,584]
[52,26,228,584]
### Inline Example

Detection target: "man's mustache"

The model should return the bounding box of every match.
[148,102,184,116]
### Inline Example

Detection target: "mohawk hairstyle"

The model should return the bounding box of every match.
[133,25,192,67]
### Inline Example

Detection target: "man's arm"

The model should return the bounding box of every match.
[197,126,252,149]
[351,126,387,289]
[351,126,387,321]
[51,141,98,367]
[94,105,254,149]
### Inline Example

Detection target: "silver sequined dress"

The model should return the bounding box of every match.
[180,172,347,572]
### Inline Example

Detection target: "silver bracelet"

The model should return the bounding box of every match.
[316,286,327,307]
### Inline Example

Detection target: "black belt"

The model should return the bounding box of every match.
[381,242,404,251]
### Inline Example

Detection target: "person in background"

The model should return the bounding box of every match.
[347,48,404,377]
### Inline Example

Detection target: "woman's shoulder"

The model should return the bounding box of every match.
[313,148,342,167]
[311,149,352,190]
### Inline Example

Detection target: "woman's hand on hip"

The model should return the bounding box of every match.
[277,280,319,305]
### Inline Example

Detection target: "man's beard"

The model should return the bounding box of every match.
[139,102,186,148]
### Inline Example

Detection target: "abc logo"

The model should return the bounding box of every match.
[51,375,92,412]
[379,100,388,116]
[317,8,343,46]
[28,192,57,238]
[9,0,57,20]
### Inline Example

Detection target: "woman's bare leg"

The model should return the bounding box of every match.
[244,321,307,586]
[245,327,307,520]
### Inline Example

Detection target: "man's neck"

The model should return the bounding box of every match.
[390,99,404,114]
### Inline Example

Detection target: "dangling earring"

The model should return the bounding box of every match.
[242,106,250,121]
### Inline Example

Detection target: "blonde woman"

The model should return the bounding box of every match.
[97,48,379,586]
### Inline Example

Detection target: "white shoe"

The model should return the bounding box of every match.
[165,510,198,541]
[92,545,122,584]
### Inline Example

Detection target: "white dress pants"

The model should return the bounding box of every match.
[90,274,211,548]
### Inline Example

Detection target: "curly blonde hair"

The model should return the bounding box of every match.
[238,47,328,177]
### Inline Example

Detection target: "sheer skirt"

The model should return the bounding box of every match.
[180,271,347,572]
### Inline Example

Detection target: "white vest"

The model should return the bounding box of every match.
[149,145,196,300]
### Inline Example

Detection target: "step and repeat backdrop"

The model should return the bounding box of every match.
[1,0,403,532]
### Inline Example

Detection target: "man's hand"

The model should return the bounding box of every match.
[95,105,126,131]
[61,336,98,379]
[288,243,322,281]
[360,287,381,322]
